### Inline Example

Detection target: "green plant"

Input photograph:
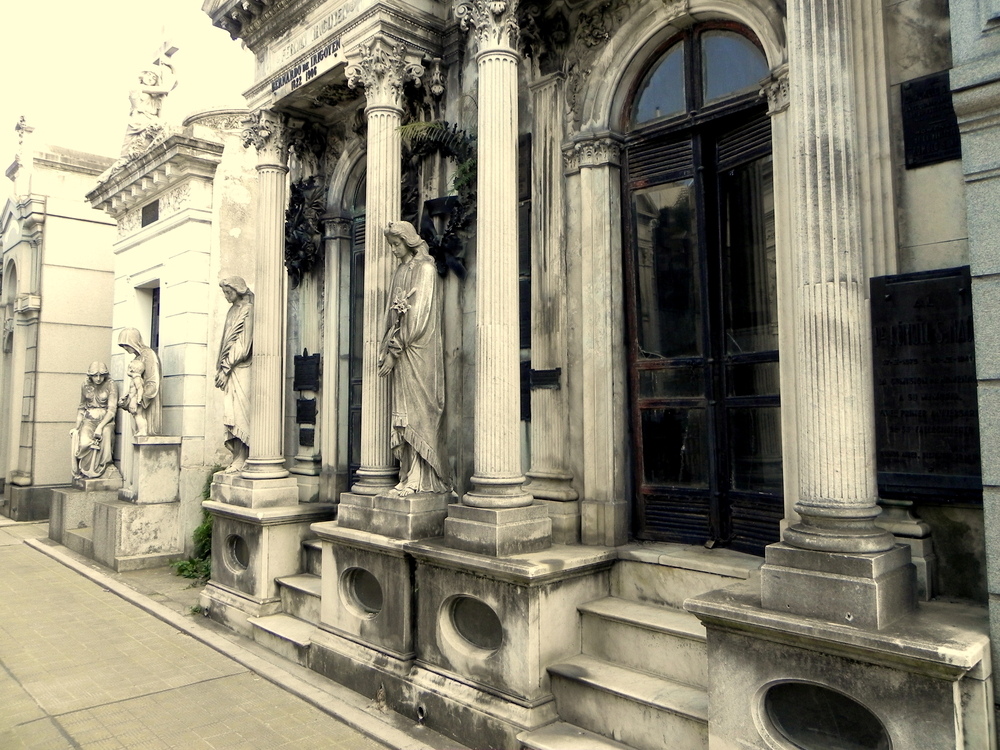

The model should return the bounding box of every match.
[171,466,222,584]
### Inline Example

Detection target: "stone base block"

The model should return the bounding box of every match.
[49,487,117,544]
[308,625,413,709]
[119,436,181,504]
[64,526,94,558]
[311,521,415,658]
[211,473,301,508]
[336,492,374,530]
[407,540,614,703]
[92,499,183,571]
[201,581,284,637]
[73,468,123,492]
[444,502,552,557]
[4,484,59,521]
[541,499,581,545]
[371,491,450,540]
[761,542,916,629]
[204,500,335,601]
[687,581,994,750]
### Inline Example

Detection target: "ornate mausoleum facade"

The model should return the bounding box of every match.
[33,0,1000,747]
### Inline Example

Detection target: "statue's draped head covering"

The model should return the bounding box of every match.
[118,327,146,354]
[220,276,253,303]
[384,221,430,257]
[87,361,109,376]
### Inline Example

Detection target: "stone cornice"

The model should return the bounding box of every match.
[206,0,329,51]
[86,134,225,218]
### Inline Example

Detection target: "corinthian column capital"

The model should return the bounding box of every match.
[455,0,520,52]
[242,109,289,167]
[345,36,425,111]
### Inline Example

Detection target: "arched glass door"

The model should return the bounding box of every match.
[624,25,782,555]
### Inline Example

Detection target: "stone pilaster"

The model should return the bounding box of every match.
[446,0,551,556]
[241,109,291,481]
[524,74,579,542]
[343,37,424,496]
[760,0,914,629]
[564,133,629,548]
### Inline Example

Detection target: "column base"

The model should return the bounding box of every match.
[877,501,936,601]
[540,499,580,545]
[761,542,916,630]
[444,502,552,556]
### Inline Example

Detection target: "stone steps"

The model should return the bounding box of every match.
[276,573,321,625]
[549,655,707,750]
[248,612,315,666]
[580,597,707,689]
[303,538,322,576]
[519,721,635,750]
[64,526,94,559]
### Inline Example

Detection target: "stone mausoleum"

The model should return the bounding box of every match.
[18,0,1000,747]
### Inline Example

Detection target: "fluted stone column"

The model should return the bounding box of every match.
[242,109,292,482]
[344,37,423,497]
[446,0,551,555]
[524,74,579,543]
[760,0,915,630]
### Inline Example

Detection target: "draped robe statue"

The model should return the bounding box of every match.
[378,221,450,495]
[215,277,253,473]
[71,362,118,480]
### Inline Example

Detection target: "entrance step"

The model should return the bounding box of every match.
[248,612,315,666]
[580,597,706,689]
[613,543,761,610]
[276,573,321,625]
[519,721,635,750]
[549,655,707,750]
[64,526,94,559]
[302,538,323,576]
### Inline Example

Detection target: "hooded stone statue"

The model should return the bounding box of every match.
[117,327,162,436]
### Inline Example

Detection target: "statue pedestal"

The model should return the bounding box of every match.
[339,490,451,541]
[90,436,185,571]
[444,502,552,557]
[50,468,124,557]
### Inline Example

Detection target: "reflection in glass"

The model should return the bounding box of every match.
[702,31,769,104]
[639,366,704,399]
[721,156,777,355]
[634,43,685,124]
[727,362,779,398]
[642,408,709,486]
[633,180,701,359]
[728,406,783,492]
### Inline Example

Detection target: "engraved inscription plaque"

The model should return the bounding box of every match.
[871,266,982,503]
[901,71,962,169]
[296,397,317,425]
[293,351,322,391]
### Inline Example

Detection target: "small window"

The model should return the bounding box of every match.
[633,42,685,125]
[702,31,769,104]
[141,200,159,227]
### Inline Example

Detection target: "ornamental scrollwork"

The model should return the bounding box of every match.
[345,37,425,110]
[761,66,790,115]
[284,176,327,288]
[241,109,289,163]
[455,0,521,52]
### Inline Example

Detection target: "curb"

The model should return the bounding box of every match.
[25,537,463,750]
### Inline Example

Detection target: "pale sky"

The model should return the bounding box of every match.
[0,0,253,165]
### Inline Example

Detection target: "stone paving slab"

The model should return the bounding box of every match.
[0,522,388,749]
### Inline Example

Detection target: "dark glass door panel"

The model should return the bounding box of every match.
[640,407,710,487]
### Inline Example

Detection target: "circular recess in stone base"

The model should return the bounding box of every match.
[449,595,503,652]
[224,534,250,572]
[759,681,890,750]
[341,567,383,618]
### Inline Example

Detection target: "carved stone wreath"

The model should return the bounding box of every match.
[284,176,327,288]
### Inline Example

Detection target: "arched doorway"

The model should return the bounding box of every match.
[622,24,782,555]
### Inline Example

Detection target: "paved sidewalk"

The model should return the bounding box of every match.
[0,521,391,749]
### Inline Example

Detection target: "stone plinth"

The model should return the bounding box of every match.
[339,491,450,541]
[405,539,615,748]
[687,581,994,750]
[210,471,299,509]
[118,436,181,504]
[91,499,183,572]
[201,500,335,635]
[761,543,915,630]
[312,522,415,661]
[444,502,552,557]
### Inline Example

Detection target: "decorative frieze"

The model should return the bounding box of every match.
[346,36,425,111]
